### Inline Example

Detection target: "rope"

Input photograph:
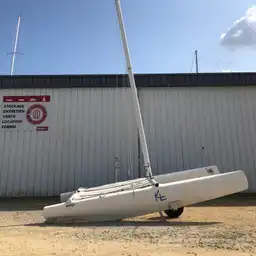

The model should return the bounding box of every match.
[72,177,154,201]
[190,53,196,73]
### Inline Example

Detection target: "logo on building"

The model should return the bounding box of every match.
[26,104,47,125]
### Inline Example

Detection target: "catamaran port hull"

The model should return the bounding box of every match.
[59,165,220,203]
[42,170,248,222]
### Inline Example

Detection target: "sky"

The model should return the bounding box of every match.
[0,0,256,75]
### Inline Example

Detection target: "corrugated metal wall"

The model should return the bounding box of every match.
[0,88,138,196]
[0,85,255,196]
[139,86,256,192]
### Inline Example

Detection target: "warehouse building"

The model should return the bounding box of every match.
[0,72,255,196]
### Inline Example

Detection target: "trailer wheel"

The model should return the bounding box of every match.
[164,207,184,219]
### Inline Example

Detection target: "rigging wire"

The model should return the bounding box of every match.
[189,52,196,73]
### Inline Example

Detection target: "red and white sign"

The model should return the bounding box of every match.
[26,104,47,125]
[1,95,51,132]
[3,95,51,103]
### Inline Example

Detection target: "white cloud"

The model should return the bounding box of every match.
[220,6,256,48]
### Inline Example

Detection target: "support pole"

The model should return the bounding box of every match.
[10,16,21,75]
[195,50,199,74]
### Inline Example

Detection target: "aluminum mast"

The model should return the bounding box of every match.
[115,0,158,187]
[10,16,21,75]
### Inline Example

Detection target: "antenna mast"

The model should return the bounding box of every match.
[115,0,158,186]
[195,50,199,73]
[10,16,21,75]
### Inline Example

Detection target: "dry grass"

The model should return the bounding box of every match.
[0,195,255,256]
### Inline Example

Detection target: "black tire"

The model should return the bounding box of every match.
[164,207,184,219]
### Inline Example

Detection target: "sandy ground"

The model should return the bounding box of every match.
[0,195,255,256]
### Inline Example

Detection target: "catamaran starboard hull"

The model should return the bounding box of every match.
[59,165,220,202]
[42,170,248,222]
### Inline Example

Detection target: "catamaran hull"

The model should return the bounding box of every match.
[59,165,220,203]
[43,170,248,222]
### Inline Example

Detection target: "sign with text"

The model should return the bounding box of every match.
[1,95,51,131]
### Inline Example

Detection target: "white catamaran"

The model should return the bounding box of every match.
[42,0,248,222]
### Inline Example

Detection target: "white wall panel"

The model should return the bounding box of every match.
[139,86,256,192]
[0,85,256,196]
[0,88,138,196]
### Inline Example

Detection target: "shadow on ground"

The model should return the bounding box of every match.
[0,197,59,211]
[0,194,255,212]
[192,193,256,207]
[22,219,220,228]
